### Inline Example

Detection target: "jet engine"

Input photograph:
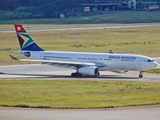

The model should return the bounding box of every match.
[78,66,99,76]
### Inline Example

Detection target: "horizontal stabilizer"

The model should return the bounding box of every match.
[10,55,19,60]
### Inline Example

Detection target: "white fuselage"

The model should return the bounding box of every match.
[24,51,158,71]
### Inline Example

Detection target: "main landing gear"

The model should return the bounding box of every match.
[71,72,82,77]
[139,71,143,78]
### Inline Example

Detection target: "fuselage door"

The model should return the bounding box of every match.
[40,52,45,60]
[137,58,142,66]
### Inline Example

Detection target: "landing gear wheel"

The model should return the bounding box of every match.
[71,72,82,77]
[95,72,100,77]
[138,71,143,78]
[139,74,143,78]
[97,72,100,76]
[71,73,75,77]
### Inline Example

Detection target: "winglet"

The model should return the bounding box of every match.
[10,55,19,60]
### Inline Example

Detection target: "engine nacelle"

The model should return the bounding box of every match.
[78,66,99,76]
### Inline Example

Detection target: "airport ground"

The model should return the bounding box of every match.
[0,57,160,120]
[0,63,160,82]
[0,105,160,120]
[0,23,160,120]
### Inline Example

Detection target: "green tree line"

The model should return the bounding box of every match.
[1,0,159,19]
[0,0,99,19]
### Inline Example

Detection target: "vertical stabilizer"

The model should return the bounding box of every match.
[14,24,44,51]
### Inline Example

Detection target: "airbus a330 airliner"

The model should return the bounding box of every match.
[10,24,158,78]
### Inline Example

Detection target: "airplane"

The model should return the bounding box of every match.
[10,24,158,78]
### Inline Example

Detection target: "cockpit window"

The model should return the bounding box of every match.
[147,60,154,62]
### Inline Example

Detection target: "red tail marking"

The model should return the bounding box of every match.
[14,24,27,33]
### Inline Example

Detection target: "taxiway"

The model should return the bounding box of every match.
[0,23,160,32]
[0,63,160,82]
[0,105,160,120]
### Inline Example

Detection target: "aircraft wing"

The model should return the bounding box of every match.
[10,55,105,68]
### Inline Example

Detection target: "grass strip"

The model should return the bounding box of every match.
[146,69,160,74]
[0,80,160,109]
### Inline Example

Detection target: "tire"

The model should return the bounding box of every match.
[139,74,143,78]
[71,73,76,77]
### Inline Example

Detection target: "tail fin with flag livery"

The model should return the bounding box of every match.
[14,24,44,51]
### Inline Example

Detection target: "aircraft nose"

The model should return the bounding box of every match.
[153,62,159,68]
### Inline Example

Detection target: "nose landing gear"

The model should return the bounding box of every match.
[139,71,143,78]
